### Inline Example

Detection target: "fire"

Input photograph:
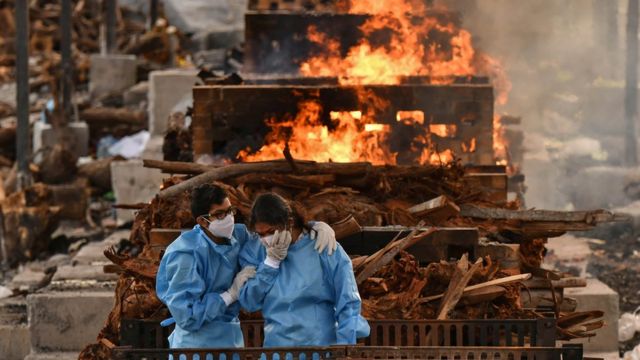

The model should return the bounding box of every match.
[396,111,425,125]
[300,2,478,86]
[429,124,457,138]
[239,0,513,166]
[237,101,397,165]
[493,114,508,166]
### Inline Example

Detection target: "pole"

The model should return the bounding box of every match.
[148,0,159,30]
[61,0,73,124]
[15,0,31,190]
[625,0,639,166]
[105,0,117,54]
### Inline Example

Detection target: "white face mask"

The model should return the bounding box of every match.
[204,214,235,239]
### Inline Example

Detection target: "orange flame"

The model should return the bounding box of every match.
[238,101,397,165]
[240,0,513,166]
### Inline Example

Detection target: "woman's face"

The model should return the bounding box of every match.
[253,222,285,238]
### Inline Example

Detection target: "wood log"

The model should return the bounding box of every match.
[523,277,587,289]
[78,157,123,192]
[458,285,506,306]
[232,173,336,189]
[460,204,627,224]
[417,273,532,303]
[409,195,460,223]
[157,160,373,200]
[331,215,362,240]
[355,226,436,284]
[143,159,218,174]
[436,256,483,319]
[81,107,147,126]
[39,143,78,184]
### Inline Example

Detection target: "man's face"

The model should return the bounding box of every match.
[207,197,233,220]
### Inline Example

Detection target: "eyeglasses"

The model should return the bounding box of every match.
[202,206,237,221]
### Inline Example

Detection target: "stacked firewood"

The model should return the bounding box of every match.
[0,0,186,86]
[80,159,621,358]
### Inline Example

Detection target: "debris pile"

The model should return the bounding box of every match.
[78,158,622,357]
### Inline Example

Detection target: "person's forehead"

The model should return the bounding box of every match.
[254,222,275,231]
[208,197,231,212]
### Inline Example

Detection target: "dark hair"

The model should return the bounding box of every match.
[190,184,228,218]
[250,193,310,232]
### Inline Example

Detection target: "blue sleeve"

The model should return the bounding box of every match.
[328,246,370,345]
[238,230,264,268]
[156,251,227,332]
[238,261,279,312]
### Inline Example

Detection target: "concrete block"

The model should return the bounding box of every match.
[10,268,47,290]
[27,291,114,352]
[89,54,138,98]
[52,265,118,282]
[0,324,30,360]
[24,352,79,360]
[0,297,27,325]
[111,159,165,223]
[148,69,199,136]
[564,278,619,352]
[73,230,129,265]
[141,135,164,161]
[33,121,89,161]
[123,81,149,107]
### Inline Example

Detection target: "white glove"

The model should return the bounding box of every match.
[221,266,256,305]
[312,222,337,256]
[265,230,292,268]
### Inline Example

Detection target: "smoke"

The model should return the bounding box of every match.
[441,0,630,210]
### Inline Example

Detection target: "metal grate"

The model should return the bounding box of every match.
[112,345,583,360]
[120,318,557,349]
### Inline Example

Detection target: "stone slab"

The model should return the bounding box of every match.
[563,278,619,352]
[33,121,89,162]
[24,352,79,360]
[111,159,165,223]
[73,230,129,265]
[0,324,30,360]
[27,291,114,352]
[10,268,47,290]
[51,264,118,282]
[89,54,138,98]
[0,297,27,325]
[148,69,199,136]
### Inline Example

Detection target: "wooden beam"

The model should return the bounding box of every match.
[460,204,626,224]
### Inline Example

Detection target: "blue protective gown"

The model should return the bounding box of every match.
[238,232,370,347]
[156,224,254,349]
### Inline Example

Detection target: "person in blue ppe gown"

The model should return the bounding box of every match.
[156,184,257,349]
[156,184,340,351]
[238,193,370,347]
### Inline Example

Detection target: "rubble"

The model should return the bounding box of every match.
[74,156,623,358]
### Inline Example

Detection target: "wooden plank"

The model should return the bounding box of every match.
[355,227,437,284]
[523,277,587,289]
[460,204,626,224]
[436,256,483,319]
[408,195,460,223]
[418,273,532,303]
